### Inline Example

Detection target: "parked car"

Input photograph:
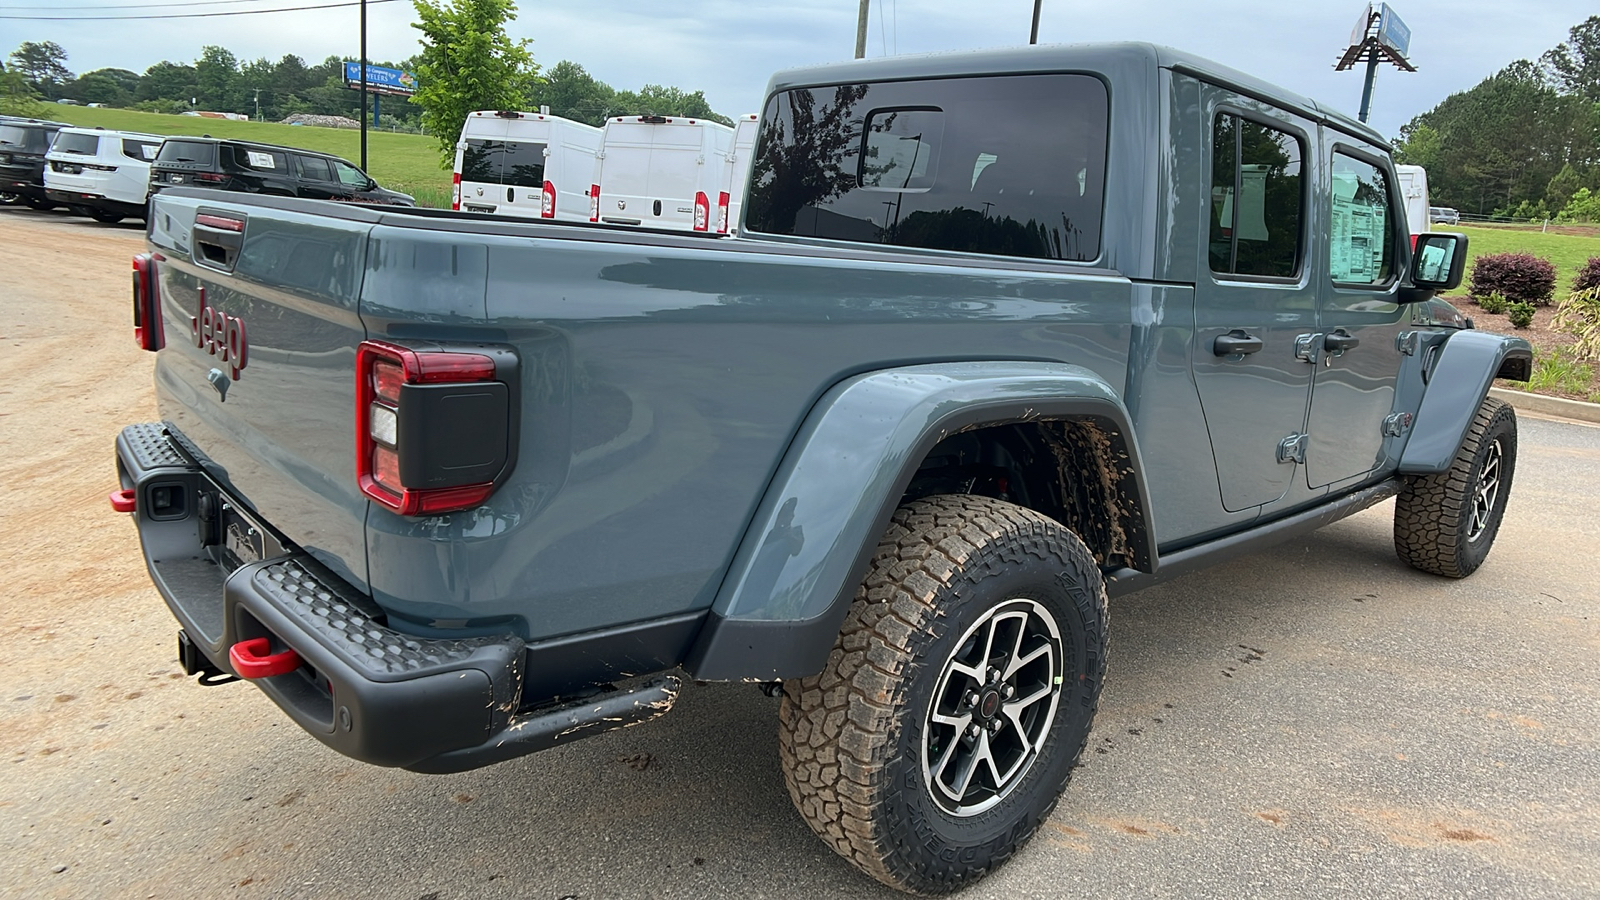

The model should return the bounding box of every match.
[147,137,413,206]
[1430,205,1460,225]
[452,109,601,220]
[114,43,1526,895]
[0,116,71,209]
[596,114,735,232]
[44,126,163,223]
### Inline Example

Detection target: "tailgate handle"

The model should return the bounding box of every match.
[193,211,245,272]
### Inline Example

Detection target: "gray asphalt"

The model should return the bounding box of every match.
[2,210,1596,898]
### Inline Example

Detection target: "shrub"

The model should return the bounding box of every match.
[1554,286,1600,360]
[1506,301,1536,328]
[1573,256,1600,296]
[1470,252,1557,306]
[1476,292,1508,314]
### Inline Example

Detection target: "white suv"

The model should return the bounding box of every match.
[44,127,163,223]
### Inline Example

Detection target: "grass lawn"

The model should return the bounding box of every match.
[1453,223,1600,304]
[37,106,454,207]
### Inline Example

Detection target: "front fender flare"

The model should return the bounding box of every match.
[685,362,1154,681]
[1399,330,1532,475]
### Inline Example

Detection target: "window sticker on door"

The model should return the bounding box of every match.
[1330,172,1386,283]
[246,151,276,169]
[141,145,159,160]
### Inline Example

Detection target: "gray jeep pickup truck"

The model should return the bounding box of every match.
[113,43,1530,893]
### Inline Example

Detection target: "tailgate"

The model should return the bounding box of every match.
[147,192,373,591]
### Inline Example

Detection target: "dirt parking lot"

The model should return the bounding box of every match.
[1,207,1598,899]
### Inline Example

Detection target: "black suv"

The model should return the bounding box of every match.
[0,116,71,209]
[147,137,413,206]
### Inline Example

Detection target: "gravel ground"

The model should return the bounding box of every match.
[1,206,1597,900]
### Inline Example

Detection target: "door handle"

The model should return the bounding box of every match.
[1323,330,1360,354]
[1213,330,1264,357]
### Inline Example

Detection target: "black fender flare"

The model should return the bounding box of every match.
[1399,329,1531,475]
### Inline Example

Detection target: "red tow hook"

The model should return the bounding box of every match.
[109,489,137,513]
[229,637,303,679]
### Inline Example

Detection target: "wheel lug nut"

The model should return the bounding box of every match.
[967,723,981,737]
[965,691,980,707]
[1002,684,1015,698]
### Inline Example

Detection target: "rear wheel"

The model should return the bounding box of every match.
[1394,397,1517,578]
[88,209,124,224]
[0,191,19,206]
[779,495,1107,893]
[23,196,54,211]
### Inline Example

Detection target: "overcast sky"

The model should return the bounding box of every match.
[6,0,1593,137]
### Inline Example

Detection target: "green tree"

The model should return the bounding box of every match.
[195,45,240,111]
[7,41,71,100]
[65,71,134,107]
[613,84,732,125]
[534,60,615,125]
[137,61,197,104]
[0,62,46,116]
[1542,15,1600,103]
[410,0,540,162]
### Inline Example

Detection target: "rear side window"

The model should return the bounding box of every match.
[745,73,1109,261]
[296,155,333,181]
[0,125,54,153]
[1330,153,1395,285]
[156,141,217,166]
[462,140,546,188]
[235,147,286,172]
[1209,113,1304,279]
[122,139,160,162]
[52,132,100,155]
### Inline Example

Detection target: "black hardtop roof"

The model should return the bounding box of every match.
[764,41,1385,145]
[159,135,355,165]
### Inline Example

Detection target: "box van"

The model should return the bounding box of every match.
[453,110,601,221]
[720,113,759,234]
[1395,164,1429,238]
[44,127,164,223]
[597,115,735,232]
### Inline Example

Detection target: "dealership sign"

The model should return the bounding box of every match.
[343,62,418,97]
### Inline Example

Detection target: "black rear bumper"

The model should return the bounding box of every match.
[115,422,682,772]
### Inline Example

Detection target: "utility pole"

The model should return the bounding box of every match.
[253,87,261,122]
[1030,0,1042,44]
[855,0,869,59]
[359,0,369,170]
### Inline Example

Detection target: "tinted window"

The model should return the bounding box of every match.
[461,139,501,183]
[1209,114,1303,278]
[122,139,160,162]
[0,125,54,154]
[332,159,368,188]
[235,146,286,172]
[52,131,100,155]
[296,155,333,182]
[745,74,1109,261]
[1330,153,1395,285]
[156,140,217,166]
[462,139,546,187]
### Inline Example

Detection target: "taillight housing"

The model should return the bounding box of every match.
[541,180,556,218]
[195,172,228,184]
[693,191,709,232]
[717,191,731,234]
[131,252,163,351]
[589,184,600,222]
[452,172,462,211]
[355,340,516,516]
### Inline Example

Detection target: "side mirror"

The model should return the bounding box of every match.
[1411,232,1467,291]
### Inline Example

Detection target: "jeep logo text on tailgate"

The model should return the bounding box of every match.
[191,286,248,380]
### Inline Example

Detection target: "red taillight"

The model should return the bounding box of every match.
[589,184,600,223]
[541,180,556,218]
[356,340,505,516]
[452,172,462,211]
[717,191,731,234]
[194,172,228,184]
[693,191,709,232]
[131,253,163,351]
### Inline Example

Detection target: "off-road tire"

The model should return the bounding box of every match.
[1394,397,1517,578]
[778,494,1107,894]
[23,196,53,211]
[88,209,124,224]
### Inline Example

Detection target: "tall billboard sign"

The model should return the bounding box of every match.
[343,62,418,97]
[1334,2,1416,123]
[1377,4,1411,58]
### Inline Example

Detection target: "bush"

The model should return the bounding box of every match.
[1506,301,1536,328]
[1573,256,1600,295]
[1476,292,1509,314]
[1470,252,1557,306]
[1554,286,1600,360]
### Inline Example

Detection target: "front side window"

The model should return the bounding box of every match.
[745,73,1109,261]
[1329,153,1395,285]
[1209,113,1303,278]
[332,160,369,187]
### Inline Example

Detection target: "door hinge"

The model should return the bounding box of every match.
[1294,333,1323,365]
[1277,433,1308,464]
[1396,331,1419,356]
[1383,412,1414,437]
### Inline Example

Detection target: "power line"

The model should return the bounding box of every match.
[0,0,289,10]
[0,0,398,19]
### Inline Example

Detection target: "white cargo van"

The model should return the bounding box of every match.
[1395,164,1429,239]
[453,110,601,221]
[43,126,162,222]
[720,113,759,234]
[596,115,735,232]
